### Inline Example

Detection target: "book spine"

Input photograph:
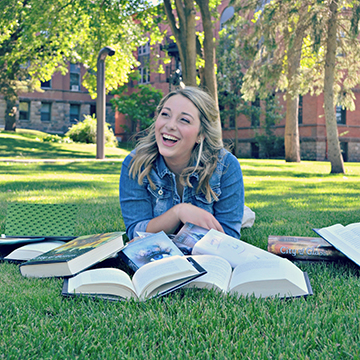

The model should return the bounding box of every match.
[268,242,345,260]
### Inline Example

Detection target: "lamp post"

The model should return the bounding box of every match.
[96,46,115,159]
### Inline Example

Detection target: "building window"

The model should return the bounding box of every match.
[229,103,236,128]
[41,79,51,89]
[336,105,346,124]
[298,95,303,124]
[90,104,96,117]
[220,6,234,30]
[251,98,260,127]
[19,101,30,121]
[70,64,81,91]
[138,41,150,56]
[139,66,150,84]
[251,142,259,158]
[138,40,150,84]
[70,104,80,124]
[340,142,348,162]
[41,102,51,122]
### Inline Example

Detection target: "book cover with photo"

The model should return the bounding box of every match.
[119,231,184,273]
[19,232,125,278]
[172,222,209,254]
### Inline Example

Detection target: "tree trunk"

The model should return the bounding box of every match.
[196,0,218,105]
[285,93,300,162]
[163,0,197,87]
[284,16,304,163]
[4,97,17,131]
[323,1,345,174]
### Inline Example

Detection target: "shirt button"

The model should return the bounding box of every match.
[158,189,163,195]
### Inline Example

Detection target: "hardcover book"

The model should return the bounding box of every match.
[172,222,209,254]
[267,235,345,261]
[189,229,313,299]
[19,232,125,278]
[62,255,206,301]
[119,231,184,273]
[313,222,360,267]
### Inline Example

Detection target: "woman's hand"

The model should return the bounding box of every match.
[174,203,224,233]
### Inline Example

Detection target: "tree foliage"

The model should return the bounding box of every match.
[232,0,360,172]
[0,0,161,131]
[111,72,164,132]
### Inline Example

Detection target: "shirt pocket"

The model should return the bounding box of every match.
[147,184,173,217]
[193,187,221,214]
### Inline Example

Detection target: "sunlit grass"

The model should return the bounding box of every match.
[0,136,360,358]
[0,129,130,159]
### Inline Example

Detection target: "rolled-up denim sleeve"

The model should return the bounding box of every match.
[214,153,244,239]
[119,153,153,240]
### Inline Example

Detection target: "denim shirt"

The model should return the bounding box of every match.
[119,148,244,240]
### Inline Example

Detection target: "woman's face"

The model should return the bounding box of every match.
[155,94,201,171]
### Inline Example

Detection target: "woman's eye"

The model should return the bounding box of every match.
[161,112,169,117]
[181,118,190,123]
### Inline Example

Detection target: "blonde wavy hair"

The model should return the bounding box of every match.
[129,86,223,202]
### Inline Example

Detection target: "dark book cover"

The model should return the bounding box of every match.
[20,232,124,266]
[268,235,346,261]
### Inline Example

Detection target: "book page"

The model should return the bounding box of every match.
[183,255,232,292]
[316,223,360,265]
[132,255,197,299]
[5,241,65,261]
[67,268,137,299]
[192,229,277,268]
[229,257,308,298]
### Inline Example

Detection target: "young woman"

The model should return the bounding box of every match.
[120,86,244,240]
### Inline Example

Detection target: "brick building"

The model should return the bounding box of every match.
[2,1,359,161]
[114,2,360,162]
[0,63,115,134]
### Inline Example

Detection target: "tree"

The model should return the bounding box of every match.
[216,21,248,155]
[162,0,220,107]
[235,0,311,162]
[0,0,159,131]
[234,0,360,173]
[111,72,164,132]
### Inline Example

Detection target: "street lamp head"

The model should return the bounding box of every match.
[98,46,116,62]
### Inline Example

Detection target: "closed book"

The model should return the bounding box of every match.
[20,232,125,278]
[268,235,346,261]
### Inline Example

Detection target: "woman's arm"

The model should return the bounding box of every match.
[213,152,245,239]
[146,203,224,235]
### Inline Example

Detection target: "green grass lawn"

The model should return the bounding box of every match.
[0,129,131,159]
[0,131,360,358]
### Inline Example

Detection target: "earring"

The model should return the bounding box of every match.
[197,137,201,143]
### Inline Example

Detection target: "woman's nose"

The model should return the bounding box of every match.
[165,117,177,130]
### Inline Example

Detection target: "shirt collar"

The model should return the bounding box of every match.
[155,154,199,180]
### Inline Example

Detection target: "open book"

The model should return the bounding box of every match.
[187,229,313,299]
[313,222,360,266]
[62,255,206,301]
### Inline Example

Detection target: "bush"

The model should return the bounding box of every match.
[65,114,117,147]
[42,134,72,143]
